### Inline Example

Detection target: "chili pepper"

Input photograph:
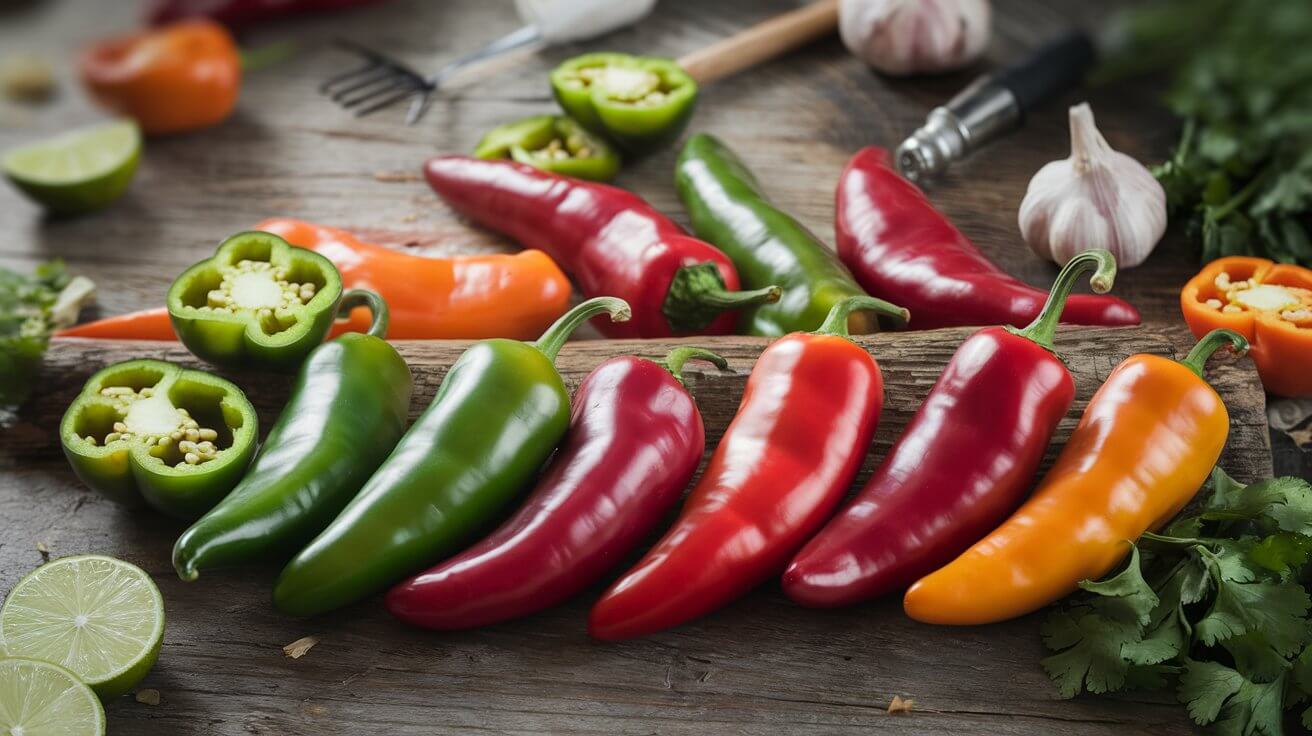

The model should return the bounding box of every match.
[60,359,257,519]
[272,297,630,617]
[168,231,344,369]
[147,0,388,28]
[385,346,726,630]
[903,328,1248,626]
[424,156,778,338]
[835,146,1141,330]
[474,115,621,182]
[1181,256,1312,397]
[550,53,698,155]
[80,20,240,136]
[588,296,908,641]
[675,134,892,336]
[172,291,410,581]
[57,217,572,342]
[783,250,1119,608]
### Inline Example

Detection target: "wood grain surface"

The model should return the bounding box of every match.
[0,0,1293,733]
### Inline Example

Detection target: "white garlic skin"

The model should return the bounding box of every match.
[838,0,991,76]
[1018,103,1167,269]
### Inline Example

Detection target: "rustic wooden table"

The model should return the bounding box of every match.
[0,1,1296,734]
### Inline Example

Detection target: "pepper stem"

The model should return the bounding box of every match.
[662,262,780,333]
[814,296,909,338]
[239,41,298,73]
[1179,328,1249,378]
[1011,249,1118,351]
[534,297,631,361]
[337,289,389,339]
[662,347,728,386]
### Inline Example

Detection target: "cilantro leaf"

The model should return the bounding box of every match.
[1195,577,1310,654]
[1040,606,1142,698]
[1179,659,1245,725]
[0,261,93,409]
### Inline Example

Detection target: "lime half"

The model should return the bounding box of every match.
[2,120,140,214]
[0,658,106,736]
[1,555,165,701]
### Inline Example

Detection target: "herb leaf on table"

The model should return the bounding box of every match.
[0,260,93,410]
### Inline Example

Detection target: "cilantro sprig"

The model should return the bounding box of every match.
[0,260,94,411]
[1042,468,1312,734]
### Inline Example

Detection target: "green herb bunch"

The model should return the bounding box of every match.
[1042,468,1312,734]
[0,260,91,409]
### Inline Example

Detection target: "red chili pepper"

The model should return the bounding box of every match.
[384,347,724,630]
[587,296,907,641]
[423,156,780,339]
[783,250,1120,607]
[147,0,389,28]
[835,147,1140,330]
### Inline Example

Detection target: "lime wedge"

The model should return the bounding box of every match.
[2,120,140,215]
[0,658,106,736]
[1,555,165,701]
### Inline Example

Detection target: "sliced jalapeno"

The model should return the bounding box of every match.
[550,53,698,155]
[474,114,621,181]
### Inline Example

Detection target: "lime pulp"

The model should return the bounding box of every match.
[0,658,106,736]
[2,120,140,214]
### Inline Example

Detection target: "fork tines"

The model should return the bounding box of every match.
[321,39,434,120]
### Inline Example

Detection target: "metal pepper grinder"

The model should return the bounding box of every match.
[896,32,1096,184]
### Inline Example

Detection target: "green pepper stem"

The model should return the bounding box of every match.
[662,347,728,386]
[814,296,910,338]
[337,289,389,339]
[1012,250,1118,351]
[239,41,298,72]
[662,262,780,333]
[534,297,631,361]
[1179,328,1249,378]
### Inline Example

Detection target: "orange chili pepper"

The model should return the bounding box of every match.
[903,329,1248,626]
[1181,255,1312,397]
[58,218,572,341]
[80,20,241,135]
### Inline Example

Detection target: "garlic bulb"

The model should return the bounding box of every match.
[1018,103,1166,269]
[838,0,991,76]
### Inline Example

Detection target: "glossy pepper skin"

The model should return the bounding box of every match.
[904,329,1248,626]
[424,156,777,338]
[676,134,887,336]
[474,115,621,182]
[58,217,572,342]
[784,250,1120,608]
[148,0,388,28]
[589,296,909,641]
[386,347,726,630]
[60,359,257,519]
[1181,256,1312,397]
[835,146,1141,330]
[273,297,631,617]
[550,53,698,155]
[168,231,344,370]
[172,291,411,581]
[80,20,240,136]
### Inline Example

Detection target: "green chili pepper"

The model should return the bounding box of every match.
[474,114,621,182]
[675,133,896,336]
[167,231,344,370]
[172,290,411,581]
[60,359,258,519]
[272,296,631,617]
[550,53,697,155]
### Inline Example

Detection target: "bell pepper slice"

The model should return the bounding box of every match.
[473,114,621,182]
[550,52,698,154]
[1180,255,1312,397]
[60,359,257,519]
[167,231,343,369]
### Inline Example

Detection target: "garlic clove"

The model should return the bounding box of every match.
[839,0,992,77]
[1018,103,1167,269]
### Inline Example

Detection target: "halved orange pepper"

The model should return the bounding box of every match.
[1181,256,1312,397]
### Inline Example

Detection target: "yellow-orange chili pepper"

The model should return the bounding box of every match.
[80,20,240,135]
[903,329,1248,626]
[1181,256,1312,397]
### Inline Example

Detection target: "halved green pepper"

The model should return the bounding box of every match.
[172,290,411,581]
[550,53,697,155]
[60,359,258,519]
[474,114,621,181]
[167,231,344,369]
[272,296,630,617]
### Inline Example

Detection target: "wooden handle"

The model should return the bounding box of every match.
[677,0,840,86]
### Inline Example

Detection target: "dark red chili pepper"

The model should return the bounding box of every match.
[782,250,1119,608]
[835,146,1140,330]
[423,156,779,339]
[147,0,388,28]
[588,295,907,641]
[384,347,724,630]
